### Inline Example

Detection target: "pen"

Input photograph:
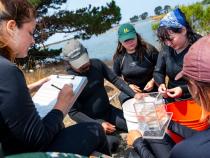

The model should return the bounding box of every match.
[51,84,61,90]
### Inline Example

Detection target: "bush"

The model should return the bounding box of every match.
[151,22,159,31]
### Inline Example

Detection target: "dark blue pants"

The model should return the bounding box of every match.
[104,105,128,131]
[46,122,110,156]
[118,92,132,105]
[103,105,128,153]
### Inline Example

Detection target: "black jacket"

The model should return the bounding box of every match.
[154,46,191,99]
[0,56,63,154]
[113,44,159,90]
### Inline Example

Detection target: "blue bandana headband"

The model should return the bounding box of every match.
[159,8,186,28]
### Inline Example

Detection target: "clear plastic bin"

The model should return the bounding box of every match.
[133,92,172,139]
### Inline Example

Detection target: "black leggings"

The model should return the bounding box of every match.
[103,105,128,153]
[104,105,128,131]
[46,122,110,156]
[118,92,132,105]
[132,134,175,158]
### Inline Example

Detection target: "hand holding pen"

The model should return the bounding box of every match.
[53,83,74,116]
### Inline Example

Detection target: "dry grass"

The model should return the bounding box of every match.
[24,63,67,84]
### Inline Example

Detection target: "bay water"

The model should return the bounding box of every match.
[48,20,160,61]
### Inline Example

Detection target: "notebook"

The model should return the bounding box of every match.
[32,74,87,118]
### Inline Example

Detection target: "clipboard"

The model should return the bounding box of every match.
[32,74,87,118]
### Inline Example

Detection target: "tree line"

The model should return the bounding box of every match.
[129,5,172,23]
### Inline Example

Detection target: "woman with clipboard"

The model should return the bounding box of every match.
[0,0,110,156]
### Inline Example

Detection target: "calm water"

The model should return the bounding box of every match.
[48,20,160,61]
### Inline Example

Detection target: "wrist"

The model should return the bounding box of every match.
[54,102,66,116]
[150,78,154,82]
[149,79,155,85]
[160,83,165,87]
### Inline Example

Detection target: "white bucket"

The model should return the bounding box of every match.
[122,98,142,131]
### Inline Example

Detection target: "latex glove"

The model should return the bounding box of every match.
[158,83,168,98]
[129,84,142,93]
[144,79,155,92]
[127,130,142,146]
[101,122,116,134]
[167,87,183,98]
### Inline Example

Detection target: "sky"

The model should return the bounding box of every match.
[61,0,202,23]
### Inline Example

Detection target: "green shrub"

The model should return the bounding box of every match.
[151,22,160,31]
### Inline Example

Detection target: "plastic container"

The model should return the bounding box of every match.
[123,92,172,139]
[133,93,167,131]
[122,98,146,131]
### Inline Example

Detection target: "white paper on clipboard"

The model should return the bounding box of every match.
[32,74,87,118]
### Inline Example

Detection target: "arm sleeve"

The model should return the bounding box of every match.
[133,138,155,158]
[168,120,197,139]
[147,44,159,66]
[153,52,166,85]
[113,56,122,76]
[68,102,104,124]
[179,84,190,96]
[151,48,159,65]
[0,66,64,150]
[100,60,135,97]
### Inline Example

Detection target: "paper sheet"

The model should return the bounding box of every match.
[32,75,87,118]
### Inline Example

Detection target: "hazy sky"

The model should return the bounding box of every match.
[61,0,202,23]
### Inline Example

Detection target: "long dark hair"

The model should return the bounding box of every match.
[113,33,149,62]
[157,9,200,45]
